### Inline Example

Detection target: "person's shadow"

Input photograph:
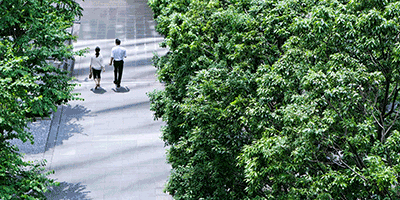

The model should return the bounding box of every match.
[45,182,91,200]
[90,87,107,94]
[112,86,130,93]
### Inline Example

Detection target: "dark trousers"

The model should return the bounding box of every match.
[92,69,101,79]
[113,60,124,87]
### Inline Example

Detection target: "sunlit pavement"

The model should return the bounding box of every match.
[14,0,172,199]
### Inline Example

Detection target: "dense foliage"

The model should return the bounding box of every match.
[0,0,84,199]
[149,0,400,199]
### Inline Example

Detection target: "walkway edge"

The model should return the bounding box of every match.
[43,105,64,169]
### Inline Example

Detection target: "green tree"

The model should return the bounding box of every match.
[0,0,85,199]
[149,0,400,199]
[239,0,400,198]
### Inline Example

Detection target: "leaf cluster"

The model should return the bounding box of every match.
[149,0,400,199]
[0,0,85,198]
[0,143,57,200]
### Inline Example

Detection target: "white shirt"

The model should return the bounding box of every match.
[111,45,127,61]
[90,55,104,70]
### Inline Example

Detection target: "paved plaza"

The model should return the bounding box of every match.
[11,0,172,199]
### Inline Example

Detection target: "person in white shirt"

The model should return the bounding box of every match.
[109,38,127,88]
[90,46,105,89]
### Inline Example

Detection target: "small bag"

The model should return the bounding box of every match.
[89,68,92,79]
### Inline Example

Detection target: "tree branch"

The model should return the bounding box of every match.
[348,142,366,169]
[368,51,382,69]
[340,192,348,200]
[383,109,399,141]
[378,76,392,141]
[200,45,216,60]
[341,161,368,183]
[387,83,398,100]
[371,109,385,131]
[383,83,399,119]
[396,32,400,41]
[381,77,390,115]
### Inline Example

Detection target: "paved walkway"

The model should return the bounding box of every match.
[12,0,172,199]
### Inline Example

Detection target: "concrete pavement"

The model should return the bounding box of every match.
[11,0,172,199]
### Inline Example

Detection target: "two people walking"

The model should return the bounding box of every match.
[89,38,127,89]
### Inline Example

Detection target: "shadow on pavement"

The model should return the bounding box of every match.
[92,100,148,115]
[112,86,130,93]
[90,87,107,94]
[44,104,92,152]
[45,181,92,200]
[57,104,92,138]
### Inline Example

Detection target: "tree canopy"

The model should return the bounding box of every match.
[149,0,400,199]
[0,0,84,199]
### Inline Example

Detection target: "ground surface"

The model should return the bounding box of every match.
[11,0,172,199]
